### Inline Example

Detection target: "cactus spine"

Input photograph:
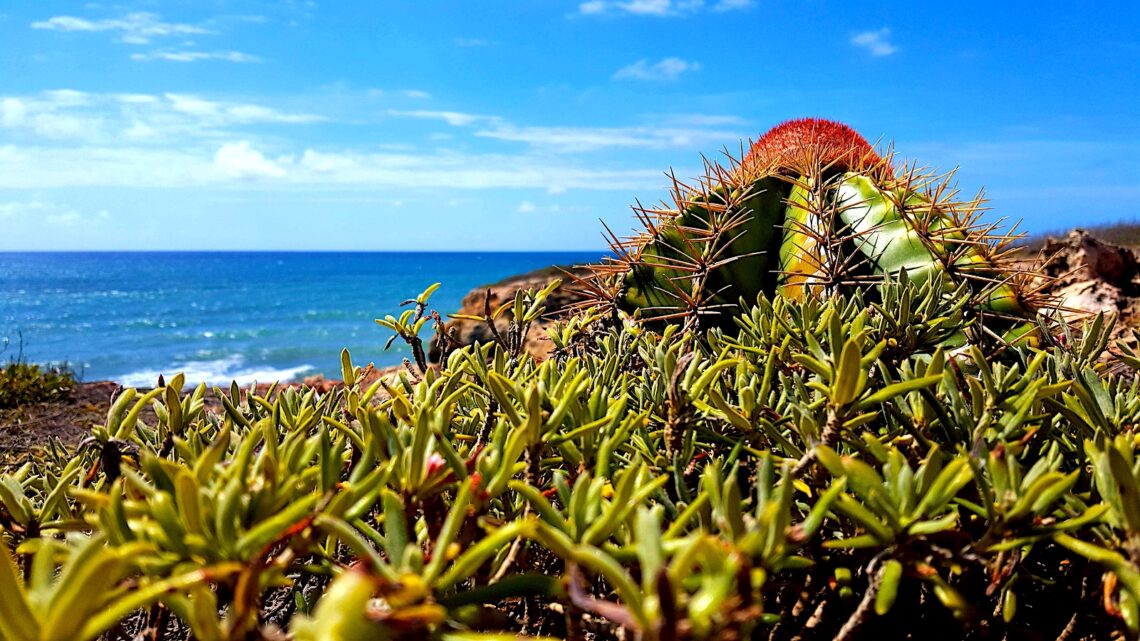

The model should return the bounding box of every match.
[585,118,1047,338]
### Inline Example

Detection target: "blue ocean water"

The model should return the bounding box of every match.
[0,252,604,386]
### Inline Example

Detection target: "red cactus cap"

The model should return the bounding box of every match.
[742,117,882,175]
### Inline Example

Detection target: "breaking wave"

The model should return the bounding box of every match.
[115,354,314,388]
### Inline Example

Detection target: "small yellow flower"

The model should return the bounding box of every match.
[601,481,615,499]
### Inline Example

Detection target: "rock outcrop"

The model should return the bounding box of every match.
[428,264,594,362]
[1038,230,1140,330]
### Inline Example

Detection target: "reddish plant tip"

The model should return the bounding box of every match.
[743,117,882,174]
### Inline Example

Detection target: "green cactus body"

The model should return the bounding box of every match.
[778,180,826,301]
[609,118,1039,339]
[834,174,1024,317]
[706,178,787,305]
[835,175,946,284]
[622,179,786,319]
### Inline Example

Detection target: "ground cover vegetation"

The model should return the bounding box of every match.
[2,119,1138,640]
[0,337,75,410]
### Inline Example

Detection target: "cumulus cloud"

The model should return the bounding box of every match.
[213,141,287,180]
[850,28,899,57]
[31,12,210,45]
[613,57,700,81]
[517,201,537,213]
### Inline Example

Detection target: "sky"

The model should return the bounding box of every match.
[0,1,1137,251]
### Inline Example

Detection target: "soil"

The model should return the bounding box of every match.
[0,380,120,466]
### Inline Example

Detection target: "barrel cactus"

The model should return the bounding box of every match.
[585,118,1050,342]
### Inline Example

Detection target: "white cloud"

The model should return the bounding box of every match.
[365,89,432,100]
[578,0,748,16]
[476,120,743,152]
[162,93,323,124]
[387,109,499,127]
[851,28,899,57]
[0,200,109,226]
[0,98,27,127]
[516,201,575,214]
[0,200,48,219]
[0,88,748,193]
[0,144,666,191]
[213,141,286,179]
[124,121,158,139]
[0,90,324,144]
[613,57,700,81]
[300,149,357,173]
[454,38,490,47]
[131,50,262,63]
[619,0,676,15]
[41,89,90,106]
[223,103,322,124]
[46,210,83,225]
[113,94,160,104]
[162,93,222,118]
[31,12,210,45]
[0,96,100,140]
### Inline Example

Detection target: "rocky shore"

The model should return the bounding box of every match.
[3,229,1136,459]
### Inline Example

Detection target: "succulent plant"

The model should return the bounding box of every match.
[584,118,1050,341]
[2,275,1140,640]
[4,121,1137,641]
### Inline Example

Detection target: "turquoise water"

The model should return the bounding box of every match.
[0,252,604,385]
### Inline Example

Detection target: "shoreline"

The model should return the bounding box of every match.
[5,229,1138,462]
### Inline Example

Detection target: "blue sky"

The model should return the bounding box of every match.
[0,1,1137,250]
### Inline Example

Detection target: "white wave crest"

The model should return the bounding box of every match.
[115,354,313,388]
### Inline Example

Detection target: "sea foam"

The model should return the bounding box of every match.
[116,354,314,388]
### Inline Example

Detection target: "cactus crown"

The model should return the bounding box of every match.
[741,117,882,176]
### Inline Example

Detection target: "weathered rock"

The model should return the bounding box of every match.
[428,264,594,362]
[1038,229,1140,324]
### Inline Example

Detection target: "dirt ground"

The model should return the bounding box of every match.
[0,380,120,466]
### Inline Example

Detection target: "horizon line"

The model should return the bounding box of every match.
[0,248,614,254]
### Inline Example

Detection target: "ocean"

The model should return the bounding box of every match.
[0,252,605,386]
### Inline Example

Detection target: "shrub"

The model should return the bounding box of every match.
[1,278,1139,641]
[0,360,76,409]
